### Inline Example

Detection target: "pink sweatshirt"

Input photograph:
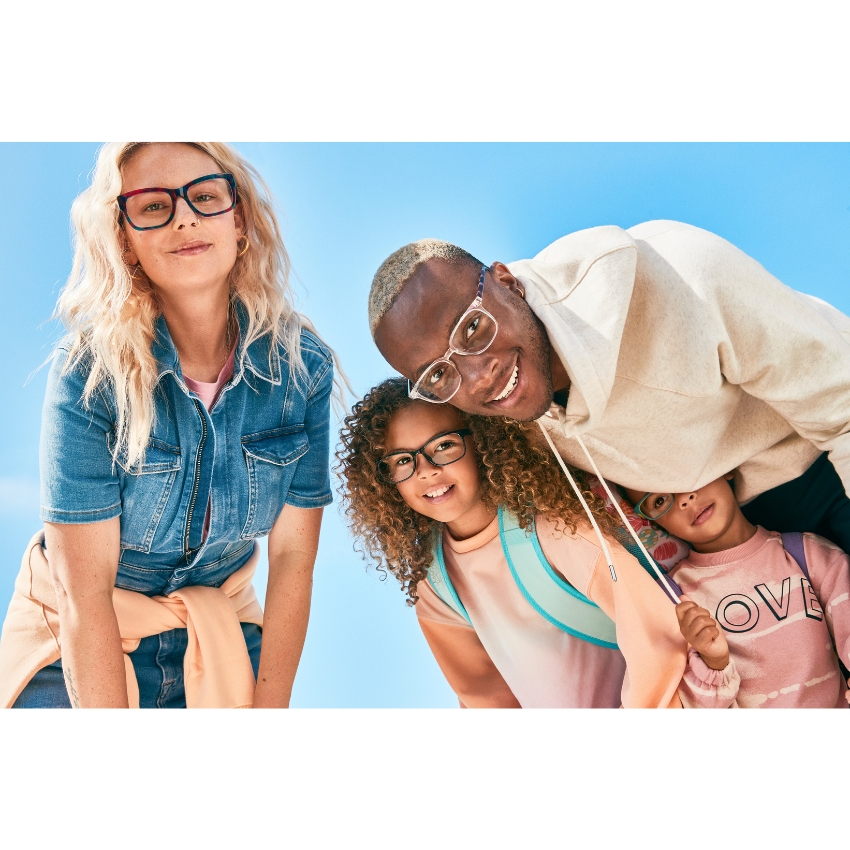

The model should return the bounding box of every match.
[416,514,689,708]
[673,526,850,708]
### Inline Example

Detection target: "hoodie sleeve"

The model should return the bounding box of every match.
[557,525,688,708]
[416,580,521,708]
[677,648,741,709]
[585,543,742,709]
[645,224,850,496]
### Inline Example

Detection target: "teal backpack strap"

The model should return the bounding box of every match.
[499,507,618,649]
[425,534,472,626]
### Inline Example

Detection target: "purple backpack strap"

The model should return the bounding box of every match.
[661,573,684,603]
[782,532,810,580]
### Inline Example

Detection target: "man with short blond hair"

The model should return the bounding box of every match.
[369,220,850,549]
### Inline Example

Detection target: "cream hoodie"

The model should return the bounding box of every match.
[509,220,850,504]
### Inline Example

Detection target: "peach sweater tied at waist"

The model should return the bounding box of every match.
[0,531,264,708]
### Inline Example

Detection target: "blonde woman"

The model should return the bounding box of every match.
[0,143,334,708]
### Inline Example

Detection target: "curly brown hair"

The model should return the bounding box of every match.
[335,377,619,605]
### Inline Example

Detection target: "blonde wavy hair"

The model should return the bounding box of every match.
[336,378,618,605]
[56,142,313,468]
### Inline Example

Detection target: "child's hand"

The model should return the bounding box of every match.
[676,595,730,671]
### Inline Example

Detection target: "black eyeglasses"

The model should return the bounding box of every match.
[117,173,237,231]
[378,429,473,484]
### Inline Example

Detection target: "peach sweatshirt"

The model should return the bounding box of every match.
[416,514,689,708]
[0,531,264,708]
[673,527,850,708]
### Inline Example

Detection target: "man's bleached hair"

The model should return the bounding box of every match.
[368,239,482,338]
[56,142,320,469]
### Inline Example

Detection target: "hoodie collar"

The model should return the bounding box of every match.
[508,225,638,433]
[152,300,281,388]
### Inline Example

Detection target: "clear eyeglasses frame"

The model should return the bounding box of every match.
[407,265,499,404]
[634,492,675,521]
[117,172,238,231]
[377,429,473,484]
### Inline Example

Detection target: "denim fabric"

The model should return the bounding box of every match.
[40,305,333,596]
[12,624,262,708]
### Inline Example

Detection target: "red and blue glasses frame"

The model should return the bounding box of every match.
[117,172,238,231]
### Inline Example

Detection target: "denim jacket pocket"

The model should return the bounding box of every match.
[111,437,183,553]
[240,424,309,539]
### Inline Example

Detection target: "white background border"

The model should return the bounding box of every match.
[1,2,847,843]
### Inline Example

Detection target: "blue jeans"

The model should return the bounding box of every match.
[12,623,262,708]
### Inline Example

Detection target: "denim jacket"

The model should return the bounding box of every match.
[40,307,333,597]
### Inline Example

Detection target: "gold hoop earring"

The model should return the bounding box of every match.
[516,285,525,299]
[237,236,251,257]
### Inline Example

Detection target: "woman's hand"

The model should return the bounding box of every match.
[44,517,128,707]
[676,594,730,671]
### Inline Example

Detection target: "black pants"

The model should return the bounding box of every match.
[741,452,850,554]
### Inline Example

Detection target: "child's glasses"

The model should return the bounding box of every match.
[117,173,237,231]
[634,492,675,520]
[378,429,473,484]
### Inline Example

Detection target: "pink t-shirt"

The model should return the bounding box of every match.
[673,526,850,708]
[183,344,236,542]
[183,347,236,412]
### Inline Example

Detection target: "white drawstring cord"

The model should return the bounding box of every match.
[537,421,618,582]
[574,435,681,603]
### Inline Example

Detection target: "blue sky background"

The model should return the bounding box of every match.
[1,143,849,707]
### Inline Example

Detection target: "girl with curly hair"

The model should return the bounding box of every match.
[337,377,695,708]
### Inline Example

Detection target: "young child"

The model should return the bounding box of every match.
[337,377,693,708]
[622,475,850,708]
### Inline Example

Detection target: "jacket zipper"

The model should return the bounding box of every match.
[184,397,207,557]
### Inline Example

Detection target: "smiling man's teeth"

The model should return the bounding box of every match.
[424,485,452,498]
[493,366,519,401]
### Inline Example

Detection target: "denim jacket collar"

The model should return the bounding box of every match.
[151,301,281,388]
